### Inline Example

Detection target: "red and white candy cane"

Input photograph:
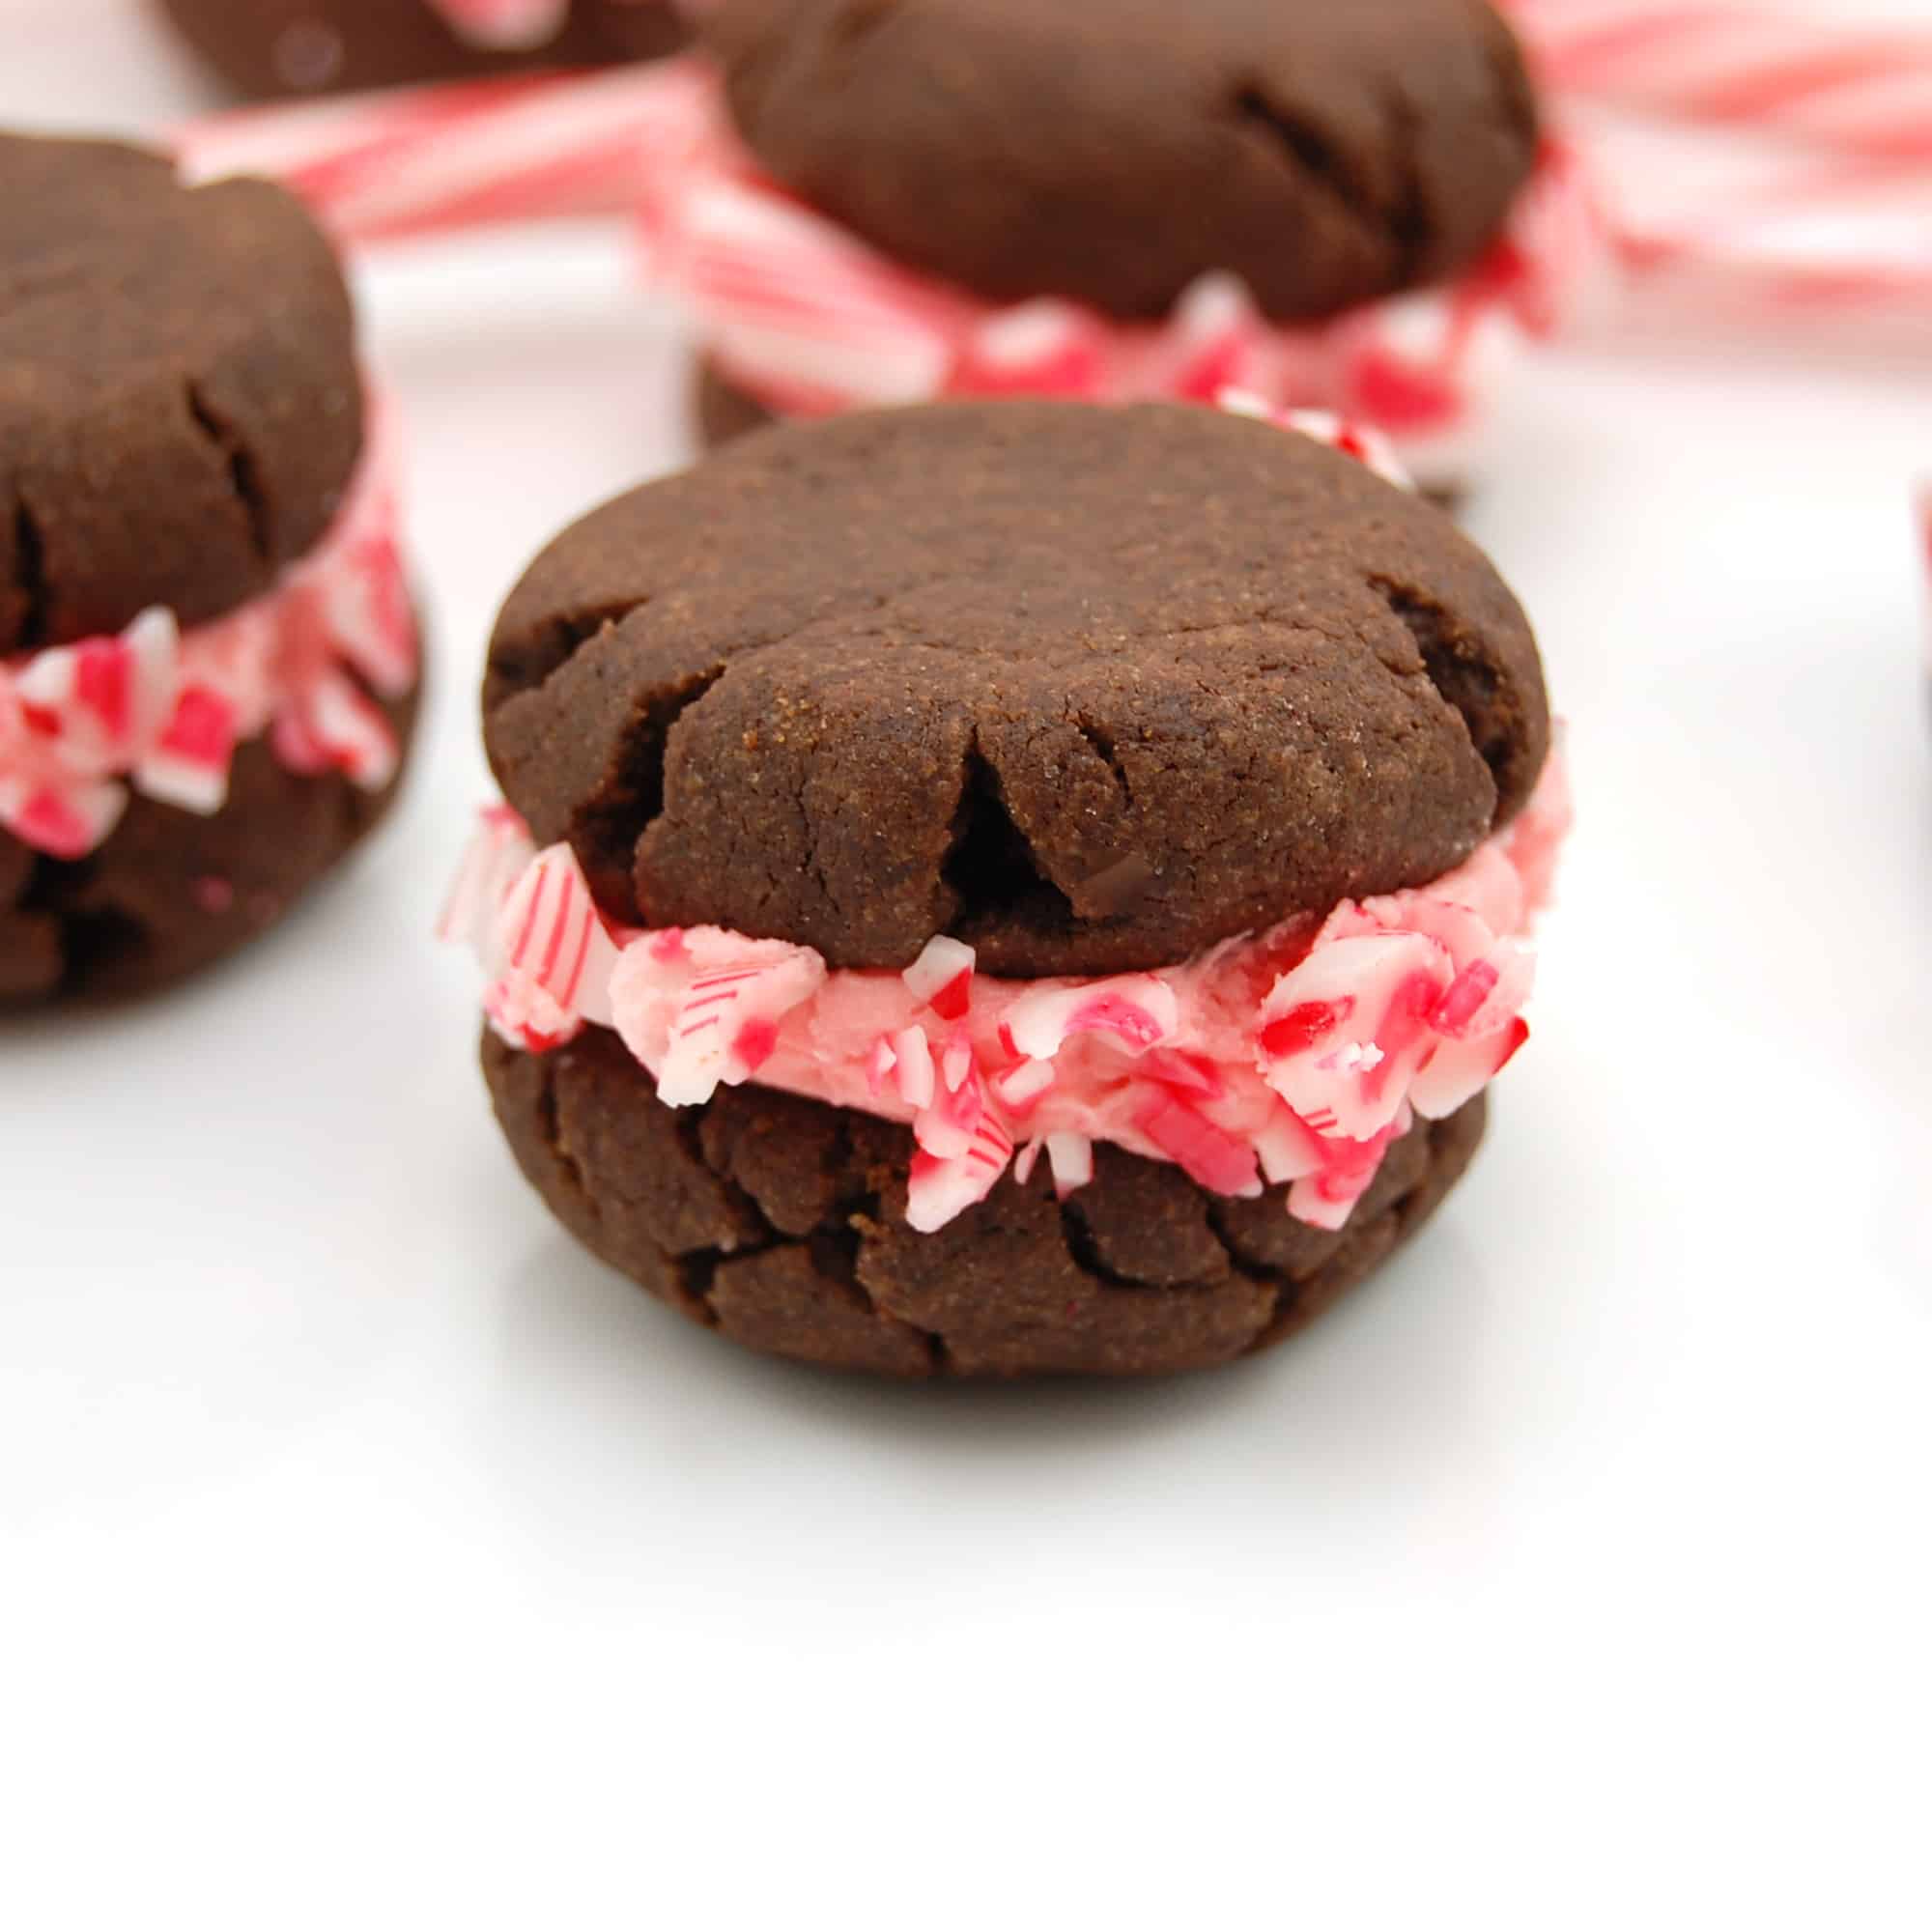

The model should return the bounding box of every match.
[1579,108,1932,324]
[175,57,718,244]
[1507,0,1932,162]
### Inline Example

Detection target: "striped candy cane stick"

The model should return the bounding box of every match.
[1579,108,1932,319]
[1507,1,1932,161]
[175,57,718,244]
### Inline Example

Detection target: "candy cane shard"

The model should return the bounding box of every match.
[991,1056,1057,1117]
[1001,974,1180,1064]
[271,668,401,789]
[913,1034,985,1161]
[1044,1132,1094,1203]
[437,804,536,948]
[13,609,182,766]
[0,773,128,862]
[1163,272,1266,400]
[135,685,241,815]
[642,934,828,1106]
[900,934,976,1019]
[952,299,1106,397]
[2,611,180,851]
[428,0,571,50]
[1287,1109,1412,1234]
[1012,1138,1044,1188]
[482,840,623,1052]
[907,1115,1014,1234]
[1135,1094,1264,1199]
[891,1025,936,1110]
[1261,931,1467,1142]
[320,527,418,701]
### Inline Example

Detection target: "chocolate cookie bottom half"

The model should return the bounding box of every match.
[486,1027,1488,1381]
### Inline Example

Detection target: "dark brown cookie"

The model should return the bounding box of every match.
[487,399,1548,978]
[705,0,1539,323]
[0,133,362,658]
[484,1023,1487,1378]
[156,0,690,99]
[0,683,417,1006]
[690,357,1472,513]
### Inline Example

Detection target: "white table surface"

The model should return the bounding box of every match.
[4,7,1932,1926]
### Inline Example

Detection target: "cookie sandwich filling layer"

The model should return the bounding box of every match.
[0,409,417,862]
[443,751,1566,1237]
[638,67,1603,472]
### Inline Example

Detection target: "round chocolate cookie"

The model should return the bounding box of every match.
[704,0,1540,323]
[1,133,419,1006]
[157,0,690,99]
[0,134,361,655]
[485,1026,1487,1378]
[486,400,1548,979]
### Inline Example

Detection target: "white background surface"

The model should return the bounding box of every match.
[4,5,1932,1926]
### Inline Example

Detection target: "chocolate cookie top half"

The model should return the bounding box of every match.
[705,0,1540,325]
[486,402,1549,978]
[0,134,361,657]
[157,0,690,100]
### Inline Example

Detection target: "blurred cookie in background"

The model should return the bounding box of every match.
[156,0,689,99]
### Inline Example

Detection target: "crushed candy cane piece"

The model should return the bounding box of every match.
[892,1025,936,1110]
[646,936,827,1106]
[907,1118,1013,1233]
[484,840,621,1051]
[1045,1133,1094,1202]
[1002,975,1179,1063]
[901,933,976,1019]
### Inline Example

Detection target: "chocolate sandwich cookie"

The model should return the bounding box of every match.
[647,0,1582,486]
[446,400,1570,1378]
[157,0,689,99]
[0,133,422,1004]
[713,0,1537,324]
